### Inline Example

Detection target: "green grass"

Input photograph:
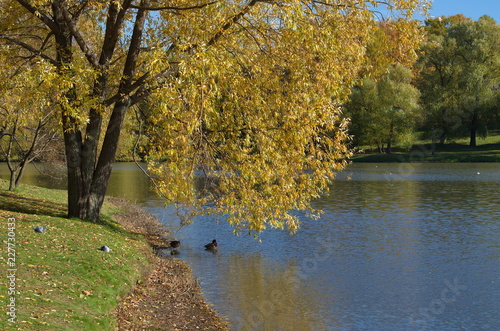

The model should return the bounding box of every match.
[352,134,500,162]
[0,180,150,330]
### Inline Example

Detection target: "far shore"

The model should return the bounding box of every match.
[351,141,500,163]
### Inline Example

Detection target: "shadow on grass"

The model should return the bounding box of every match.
[0,190,67,218]
[96,212,143,239]
[0,188,143,240]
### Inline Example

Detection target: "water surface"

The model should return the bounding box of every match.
[144,163,500,330]
[2,162,499,330]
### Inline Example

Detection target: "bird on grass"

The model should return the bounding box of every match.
[99,245,111,252]
[204,239,218,251]
[33,226,48,233]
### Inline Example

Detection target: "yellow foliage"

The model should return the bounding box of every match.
[142,1,426,234]
[2,0,427,234]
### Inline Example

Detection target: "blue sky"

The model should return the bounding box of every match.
[428,0,500,22]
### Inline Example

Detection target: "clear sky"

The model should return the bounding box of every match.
[428,0,500,22]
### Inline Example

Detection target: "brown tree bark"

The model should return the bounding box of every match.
[52,0,147,221]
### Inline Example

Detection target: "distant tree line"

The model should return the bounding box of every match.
[345,14,500,152]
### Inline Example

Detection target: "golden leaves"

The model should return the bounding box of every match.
[3,0,426,235]
[140,1,426,235]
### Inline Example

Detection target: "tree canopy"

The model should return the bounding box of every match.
[0,41,60,190]
[346,63,421,152]
[417,15,500,146]
[1,0,428,235]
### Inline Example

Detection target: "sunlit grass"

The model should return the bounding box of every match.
[0,180,150,330]
[353,133,500,162]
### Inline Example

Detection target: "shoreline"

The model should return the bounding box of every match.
[109,198,230,330]
[0,179,229,330]
[351,142,500,163]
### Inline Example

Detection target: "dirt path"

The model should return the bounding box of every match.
[110,198,230,330]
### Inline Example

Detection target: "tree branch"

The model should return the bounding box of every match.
[100,0,134,67]
[104,71,150,106]
[130,1,217,12]
[15,0,59,33]
[60,4,100,68]
[0,34,58,66]
[121,0,149,86]
[205,0,263,48]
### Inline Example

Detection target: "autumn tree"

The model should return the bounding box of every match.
[1,0,427,234]
[0,44,61,191]
[346,18,423,153]
[363,18,425,78]
[417,15,500,146]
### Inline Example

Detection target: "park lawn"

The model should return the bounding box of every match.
[352,134,500,162]
[0,180,151,330]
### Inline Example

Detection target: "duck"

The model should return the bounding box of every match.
[204,239,218,251]
[169,240,181,248]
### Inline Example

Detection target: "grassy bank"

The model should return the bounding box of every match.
[0,180,228,330]
[0,180,152,330]
[352,136,500,162]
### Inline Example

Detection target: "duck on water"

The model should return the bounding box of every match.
[204,239,217,251]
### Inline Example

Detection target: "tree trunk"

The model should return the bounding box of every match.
[439,131,446,145]
[386,120,394,154]
[4,107,32,192]
[9,174,16,192]
[87,99,131,221]
[469,109,479,147]
[469,127,477,147]
[9,160,27,191]
[64,123,84,218]
[65,1,146,221]
[65,100,130,221]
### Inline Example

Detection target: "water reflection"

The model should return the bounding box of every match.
[170,163,500,330]
[218,253,324,330]
[0,163,67,190]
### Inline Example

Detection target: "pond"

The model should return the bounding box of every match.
[2,162,499,330]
